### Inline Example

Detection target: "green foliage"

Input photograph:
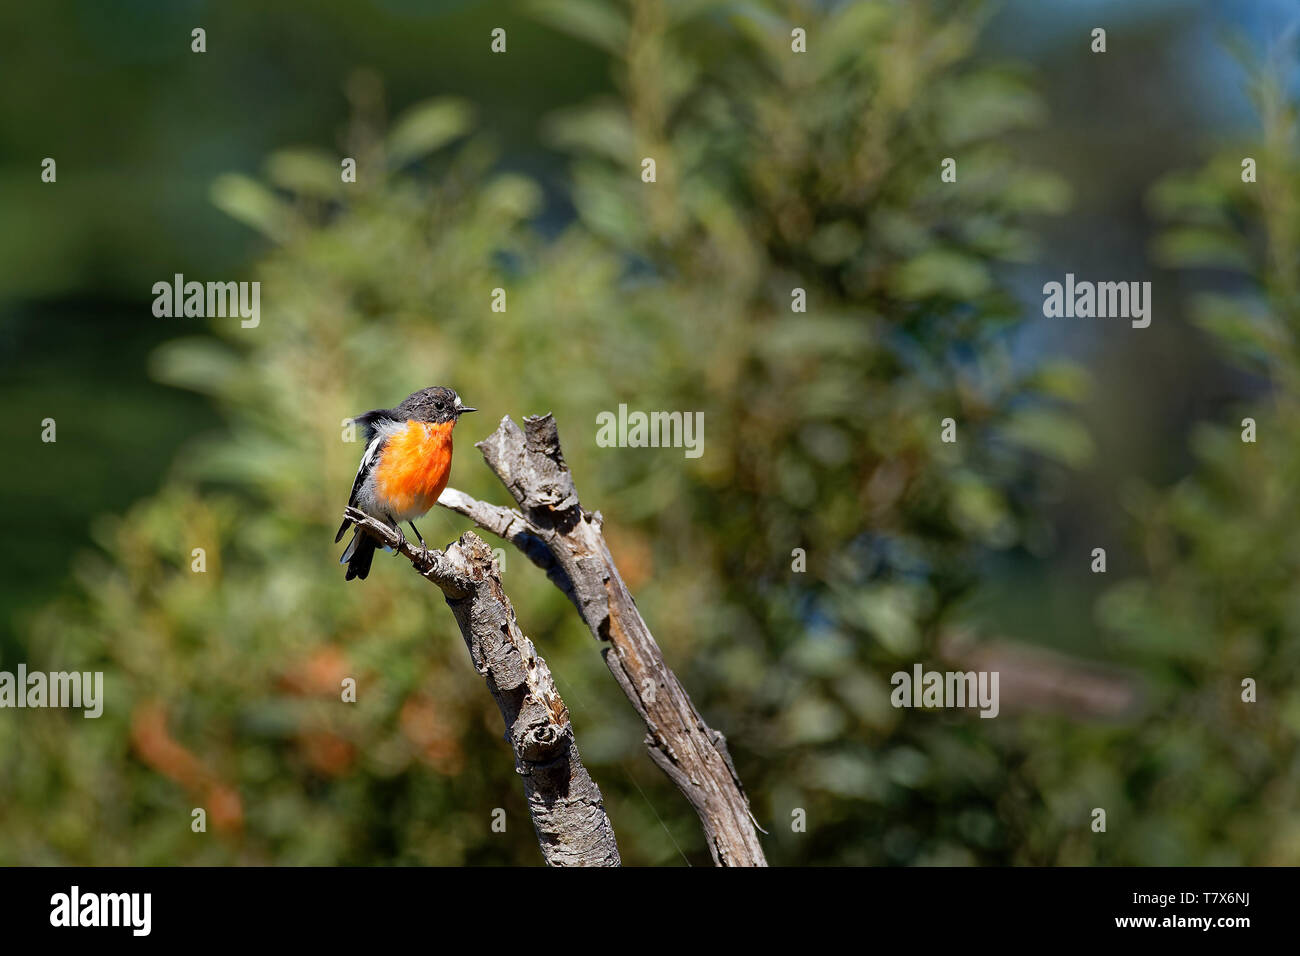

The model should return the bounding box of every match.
[1017,52,1300,865]
[3,0,1085,865]
[534,0,1082,865]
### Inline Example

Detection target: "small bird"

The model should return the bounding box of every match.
[335,386,476,580]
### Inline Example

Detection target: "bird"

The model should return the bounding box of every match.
[335,386,476,580]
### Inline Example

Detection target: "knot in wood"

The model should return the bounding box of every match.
[516,718,570,763]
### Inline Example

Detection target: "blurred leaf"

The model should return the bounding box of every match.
[1002,170,1072,214]
[838,585,922,657]
[1190,293,1291,363]
[890,249,992,300]
[1026,360,1091,402]
[949,472,1014,545]
[264,148,344,199]
[939,71,1046,144]
[544,105,637,166]
[386,98,473,169]
[998,408,1094,467]
[210,173,293,241]
[818,1,893,76]
[481,174,545,220]
[782,696,848,745]
[1147,172,1231,225]
[1151,227,1253,271]
[528,0,629,54]
[148,338,243,397]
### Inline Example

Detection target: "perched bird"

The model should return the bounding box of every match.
[335,386,476,580]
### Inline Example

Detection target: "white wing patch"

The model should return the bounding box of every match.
[348,418,406,520]
[345,435,383,506]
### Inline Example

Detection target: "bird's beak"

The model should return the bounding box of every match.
[455,398,477,414]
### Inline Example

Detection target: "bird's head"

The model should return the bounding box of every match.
[399,386,477,425]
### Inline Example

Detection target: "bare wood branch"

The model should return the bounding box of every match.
[341,507,620,867]
[436,488,580,606]
[440,415,768,867]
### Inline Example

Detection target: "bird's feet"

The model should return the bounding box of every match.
[408,522,431,565]
[390,522,432,564]
[390,522,408,554]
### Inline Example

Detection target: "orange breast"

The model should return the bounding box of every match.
[375,420,454,517]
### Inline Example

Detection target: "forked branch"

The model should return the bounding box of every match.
[440,415,767,867]
[341,507,620,867]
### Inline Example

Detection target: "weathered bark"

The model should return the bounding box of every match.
[342,508,620,867]
[440,415,767,867]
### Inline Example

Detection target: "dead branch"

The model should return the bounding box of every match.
[440,414,767,867]
[939,631,1145,720]
[342,507,620,867]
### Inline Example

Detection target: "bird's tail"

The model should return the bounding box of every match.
[340,528,377,581]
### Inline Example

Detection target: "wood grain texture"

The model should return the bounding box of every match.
[340,509,620,866]
[440,414,767,866]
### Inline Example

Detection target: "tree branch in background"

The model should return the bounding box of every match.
[939,631,1145,721]
[341,507,620,867]
[440,415,768,867]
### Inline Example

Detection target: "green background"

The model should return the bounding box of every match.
[1,0,1296,865]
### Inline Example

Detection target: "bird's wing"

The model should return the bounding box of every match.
[335,428,390,544]
[347,432,385,507]
[337,410,401,542]
[340,409,393,502]
[352,408,396,443]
